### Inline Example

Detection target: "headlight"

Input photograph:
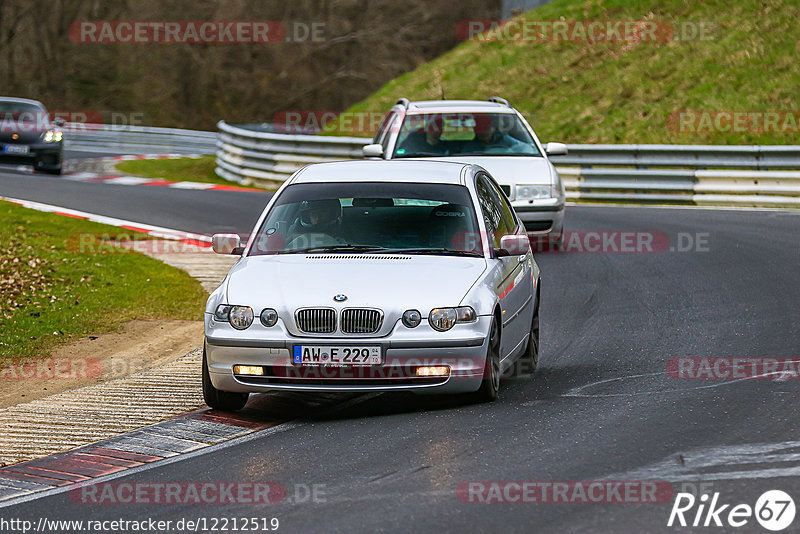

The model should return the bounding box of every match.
[429,306,476,331]
[515,185,552,200]
[402,309,422,328]
[214,304,254,329]
[43,130,62,143]
[214,304,232,321]
[260,308,278,327]
[229,306,254,330]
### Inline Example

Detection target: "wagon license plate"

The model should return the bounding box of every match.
[3,144,29,155]
[293,345,382,366]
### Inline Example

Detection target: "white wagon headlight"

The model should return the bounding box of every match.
[515,184,553,200]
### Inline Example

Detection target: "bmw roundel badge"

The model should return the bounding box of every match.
[333,294,347,302]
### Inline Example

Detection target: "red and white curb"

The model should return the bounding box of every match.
[0,196,212,248]
[104,153,205,162]
[0,392,359,506]
[11,153,259,193]
[63,171,256,192]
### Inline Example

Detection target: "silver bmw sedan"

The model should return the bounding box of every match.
[203,159,540,410]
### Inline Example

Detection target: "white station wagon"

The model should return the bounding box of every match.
[363,98,567,243]
[203,160,540,410]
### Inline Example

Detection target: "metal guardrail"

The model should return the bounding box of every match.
[215,121,368,186]
[64,123,217,155]
[214,120,797,207]
[548,144,800,170]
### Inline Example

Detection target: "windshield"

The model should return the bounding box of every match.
[0,101,48,133]
[249,182,484,257]
[394,112,542,158]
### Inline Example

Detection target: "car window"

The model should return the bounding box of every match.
[250,182,484,257]
[476,175,510,249]
[491,178,518,233]
[393,112,542,158]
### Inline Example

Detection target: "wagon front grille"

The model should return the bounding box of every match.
[295,308,337,334]
[341,308,383,334]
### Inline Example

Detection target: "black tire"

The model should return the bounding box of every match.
[202,348,249,411]
[551,228,564,249]
[468,316,501,403]
[523,282,540,374]
[42,167,62,175]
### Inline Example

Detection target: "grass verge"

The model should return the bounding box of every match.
[348,0,799,145]
[115,156,263,190]
[0,201,208,360]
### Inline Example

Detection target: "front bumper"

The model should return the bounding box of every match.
[205,315,492,395]
[512,200,565,237]
[0,142,63,171]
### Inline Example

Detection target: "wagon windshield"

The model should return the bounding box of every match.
[394,112,542,158]
[249,181,484,257]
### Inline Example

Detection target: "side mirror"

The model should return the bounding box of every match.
[362,144,384,158]
[496,234,530,257]
[212,233,243,255]
[545,142,567,156]
[54,117,66,128]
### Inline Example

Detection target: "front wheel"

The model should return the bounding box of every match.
[467,317,501,403]
[202,348,249,411]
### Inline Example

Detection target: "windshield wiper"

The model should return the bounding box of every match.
[282,244,392,254]
[395,151,450,158]
[376,247,484,257]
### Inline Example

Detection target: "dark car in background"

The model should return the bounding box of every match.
[0,97,64,175]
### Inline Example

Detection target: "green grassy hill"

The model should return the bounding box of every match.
[348,0,799,145]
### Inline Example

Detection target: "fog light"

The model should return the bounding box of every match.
[233,365,264,376]
[416,366,450,377]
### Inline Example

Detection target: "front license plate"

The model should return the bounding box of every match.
[3,144,29,155]
[293,345,382,366]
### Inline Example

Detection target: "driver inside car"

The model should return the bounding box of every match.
[396,115,449,156]
[286,198,346,249]
[464,114,536,154]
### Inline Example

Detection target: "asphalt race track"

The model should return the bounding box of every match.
[2,156,799,533]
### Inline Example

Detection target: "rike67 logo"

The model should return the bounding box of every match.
[668,490,795,531]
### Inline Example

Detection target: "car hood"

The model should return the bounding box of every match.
[0,128,45,144]
[420,155,553,186]
[226,254,488,312]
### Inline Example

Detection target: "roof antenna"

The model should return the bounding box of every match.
[441,85,446,100]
